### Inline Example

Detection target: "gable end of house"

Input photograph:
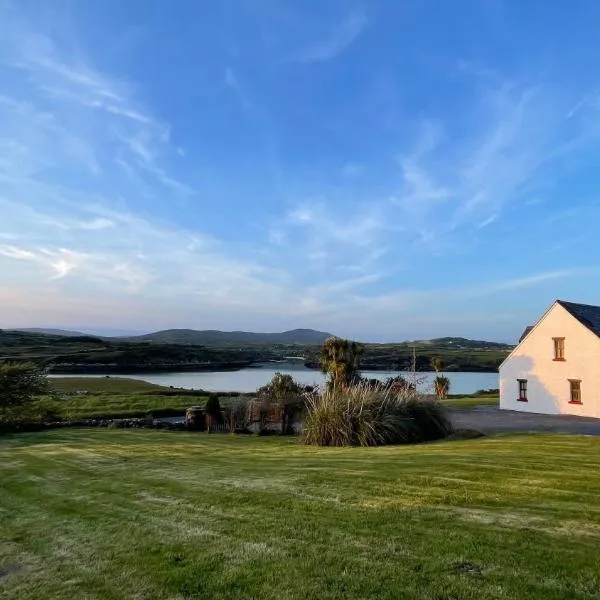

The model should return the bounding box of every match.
[500,299,600,369]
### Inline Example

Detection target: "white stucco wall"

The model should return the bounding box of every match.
[500,303,600,418]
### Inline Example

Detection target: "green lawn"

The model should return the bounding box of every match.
[49,377,168,393]
[30,393,202,420]
[442,396,499,409]
[31,394,496,421]
[41,378,498,420]
[37,377,214,420]
[2,431,600,599]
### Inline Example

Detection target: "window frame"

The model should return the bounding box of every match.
[569,379,582,405]
[553,337,565,361]
[517,378,528,402]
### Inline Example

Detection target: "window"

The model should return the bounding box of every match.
[569,380,582,404]
[553,337,565,361]
[517,379,528,402]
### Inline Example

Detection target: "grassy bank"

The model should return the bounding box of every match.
[1,430,600,599]
[49,376,169,394]
[35,377,225,420]
[442,396,499,409]
[25,393,499,422]
[32,378,498,421]
[30,394,201,420]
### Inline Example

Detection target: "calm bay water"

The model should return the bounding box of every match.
[55,365,498,395]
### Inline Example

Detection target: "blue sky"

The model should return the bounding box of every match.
[1,0,600,342]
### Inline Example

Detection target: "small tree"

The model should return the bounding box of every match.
[204,394,222,433]
[257,372,300,401]
[0,362,50,424]
[257,373,305,434]
[320,337,363,389]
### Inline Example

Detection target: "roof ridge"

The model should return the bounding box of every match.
[557,299,600,338]
[557,299,600,309]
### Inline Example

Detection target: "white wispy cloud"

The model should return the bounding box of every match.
[0,245,86,280]
[275,200,391,273]
[225,67,240,93]
[40,216,115,231]
[294,11,368,63]
[386,76,600,257]
[477,214,498,229]
[287,201,386,247]
[347,269,587,321]
[0,8,188,196]
[224,66,253,111]
[486,270,585,292]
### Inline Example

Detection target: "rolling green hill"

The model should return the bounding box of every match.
[9,328,91,337]
[0,329,511,373]
[0,329,257,373]
[120,328,333,346]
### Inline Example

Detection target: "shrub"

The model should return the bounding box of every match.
[204,394,222,432]
[0,362,50,424]
[257,373,308,434]
[257,372,301,400]
[383,376,416,394]
[401,395,453,441]
[186,406,206,431]
[359,376,416,394]
[227,398,249,433]
[303,382,453,447]
[474,388,499,396]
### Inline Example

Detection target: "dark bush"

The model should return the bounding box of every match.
[0,362,50,424]
[205,394,222,431]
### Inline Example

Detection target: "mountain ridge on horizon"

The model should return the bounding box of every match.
[6,328,513,348]
[121,328,334,346]
[8,327,334,346]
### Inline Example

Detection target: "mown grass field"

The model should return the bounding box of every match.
[442,396,499,409]
[31,377,210,420]
[49,376,168,393]
[30,393,201,420]
[1,430,599,599]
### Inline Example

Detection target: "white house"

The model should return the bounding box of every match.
[500,300,600,418]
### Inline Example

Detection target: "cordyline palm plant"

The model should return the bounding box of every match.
[320,337,364,389]
[430,357,450,399]
[434,376,450,400]
[303,381,453,447]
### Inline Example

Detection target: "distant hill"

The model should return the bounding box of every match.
[9,328,93,338]
[412,337,512,350]
[121,328,334,346]
[0,328,508,373]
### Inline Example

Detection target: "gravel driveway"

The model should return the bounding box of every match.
[450,407,600,436]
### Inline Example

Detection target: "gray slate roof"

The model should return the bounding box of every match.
[557,300,600,337]
[519,326,534,343]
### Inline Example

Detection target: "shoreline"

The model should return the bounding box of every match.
[48,365,499,376]
[47,361,253,375]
